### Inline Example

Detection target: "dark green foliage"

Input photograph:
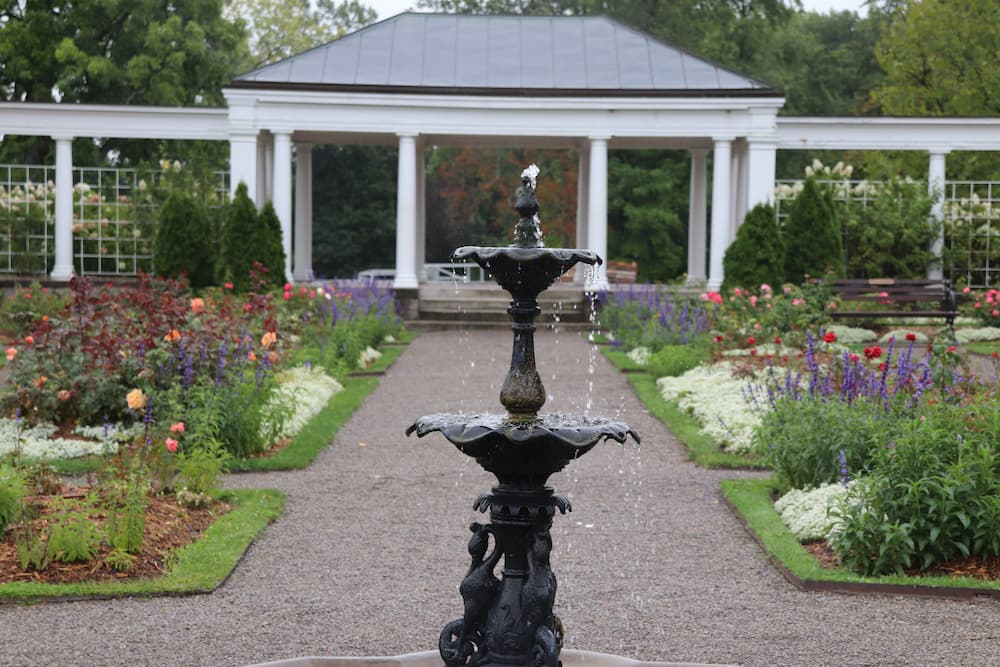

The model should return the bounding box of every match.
[256,201,288,289]
[783,177,844,283]
[312,145,397,278]
[218,182,256,291]
[153,189,217,288]
[722,203,784,292]
[607,150,688,283]
[647,342,710,379]
[843,179,938,279]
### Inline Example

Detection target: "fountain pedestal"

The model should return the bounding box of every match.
[409,167,637,667]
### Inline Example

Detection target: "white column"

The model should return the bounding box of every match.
[586,136,610,291]
[256,133,274,206]
[574,144,590,285]
[928,150,949,280]
[393,133,419,290]
[293,142,313,281]
[416,139,426,280]
[272,131,293,282]
[686,148,708,286]
[707,138,733,292]
[228,132,258,200]
[729,143,742,239]
[746,140,778,211]
[50,136,75,281]
[733,144,749,235]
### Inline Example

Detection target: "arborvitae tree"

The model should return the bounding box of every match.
[783,177,844,284]
[722,203,784,292]
[218,182,260,292]
[153,189,216,288]
[256,201,288,289]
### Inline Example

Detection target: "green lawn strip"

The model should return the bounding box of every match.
[0,488,285,603]
[388,329,419,345]
[599,347,645,373]
[626,373,764,469]
[229,375,379,472]
[966,341,1000,356]
[721,477,1000,598]
[350,344,406,376]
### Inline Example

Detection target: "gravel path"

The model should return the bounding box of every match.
[3,328,1000,667]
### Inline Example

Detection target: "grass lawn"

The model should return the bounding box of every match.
[721,477,1000,598]
[0,488,285,603]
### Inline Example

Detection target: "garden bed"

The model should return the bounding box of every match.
[722,478,1000,601]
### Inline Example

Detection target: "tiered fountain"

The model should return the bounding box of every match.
[408,165,638,667]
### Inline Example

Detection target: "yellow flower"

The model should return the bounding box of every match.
[126,388,147,411]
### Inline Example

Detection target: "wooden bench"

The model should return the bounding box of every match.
[829,278,959,330]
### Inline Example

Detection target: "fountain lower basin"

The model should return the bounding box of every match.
[247,650,736,667]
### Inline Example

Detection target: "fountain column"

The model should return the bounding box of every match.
[708,137,733,292]
[50,135,75,282]
[587,136,610,291]
[394,132,420,290]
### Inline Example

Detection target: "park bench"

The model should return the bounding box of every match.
[829,278,959,330]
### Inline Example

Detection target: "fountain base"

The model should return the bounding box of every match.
[247,649,737,667]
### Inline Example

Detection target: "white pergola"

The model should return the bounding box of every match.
[2,13,1000,293]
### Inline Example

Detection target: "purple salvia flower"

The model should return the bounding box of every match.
[838,449,850,488]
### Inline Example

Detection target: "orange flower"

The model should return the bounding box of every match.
[5,347,16,361]
[126,388,147,411]
[164,329,181,342]
[56,389,71,401]
[261,331,277,348]
[33,375,47,388]
[247,351,257,362]
[190,297,205,314]
[24,335,34,345]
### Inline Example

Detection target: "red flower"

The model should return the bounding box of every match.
[712,335,723,343]
[993,351,998,358]
[863,346,883,360]
[946,346,957,353]
[750,348,757,356]
[878,362,887,372]
[773,337,782,345]
[849,353,860,363]
[823,331,837,344]
[905,332,916,342]
[746,336,757,346]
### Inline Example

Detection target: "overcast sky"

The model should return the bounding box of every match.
[364,0,869,21]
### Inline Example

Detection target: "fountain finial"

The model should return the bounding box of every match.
[514,164,543,248]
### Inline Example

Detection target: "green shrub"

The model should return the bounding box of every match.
[0,464,27,534]
[256,201,288,290]
[830,398,1000,575]
[0,282,70,336]
[722,203,785,292]
[153,189,217,288]
[218,182,263,292]
[647,342,710,378]
[783,177,844,283]
[753,396,889,491]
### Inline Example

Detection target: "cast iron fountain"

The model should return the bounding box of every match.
[408,165,639,667]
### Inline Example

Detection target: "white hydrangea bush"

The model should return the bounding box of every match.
[825,324,877,344]
[955,327,1000,343]
[774,483,849,542]
[657,362,774,453]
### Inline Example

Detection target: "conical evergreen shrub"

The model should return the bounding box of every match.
[722,203,784,292]
[218,182,287,291]
[153,189,216,288]
[256,201,288,289]
[783,177,844,284]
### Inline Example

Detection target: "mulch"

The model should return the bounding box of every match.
[0,487,228,586]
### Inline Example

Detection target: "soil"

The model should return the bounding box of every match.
[0,484,229,586]
[803,540,1000,582]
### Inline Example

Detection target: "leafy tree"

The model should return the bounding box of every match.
[607,150,687,283]
[311,145,398,278]
[153,190,217,289]
[722,203,784,291]
[872,0,1000,117]
[0,0,245,164]
[226,0,377,71]
[783,177,843,283]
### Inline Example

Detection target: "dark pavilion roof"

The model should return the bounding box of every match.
[231,13,777,97]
